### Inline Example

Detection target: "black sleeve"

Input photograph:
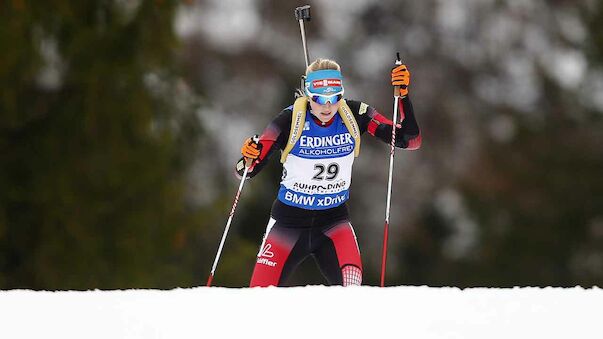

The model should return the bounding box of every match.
[348,97,421,150]
[346,99,373,135]
[235,107,292,179]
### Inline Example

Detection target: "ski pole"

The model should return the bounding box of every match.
[380,53,403,287]
[295,5,312,91]
[207,135,259,287]
[295,5,312,69]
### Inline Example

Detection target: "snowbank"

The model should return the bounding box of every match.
[1,286,601,339]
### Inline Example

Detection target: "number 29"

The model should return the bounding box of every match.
[312,163,339,181]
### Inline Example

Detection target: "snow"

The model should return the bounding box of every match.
[1,286,601,338]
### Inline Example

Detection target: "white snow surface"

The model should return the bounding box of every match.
[1,286,601,338]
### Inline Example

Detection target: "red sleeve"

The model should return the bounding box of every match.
[235,107,292,178]
[366,96,421,150]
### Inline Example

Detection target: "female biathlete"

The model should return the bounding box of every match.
[237,58,421,287]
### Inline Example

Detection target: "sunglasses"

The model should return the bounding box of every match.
[309,92,344,105]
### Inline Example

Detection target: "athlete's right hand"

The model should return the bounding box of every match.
[241,136,261,160]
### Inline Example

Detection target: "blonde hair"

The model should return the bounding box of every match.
[305,58,341,74]
[296,58,342,97]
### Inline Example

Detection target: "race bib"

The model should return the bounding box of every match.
[278,114,355,210]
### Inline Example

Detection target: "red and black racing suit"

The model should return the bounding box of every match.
[237,97,421,286]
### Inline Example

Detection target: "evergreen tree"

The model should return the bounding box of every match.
[0,1,203,289]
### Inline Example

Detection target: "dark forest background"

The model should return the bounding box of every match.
[1,0,601,289]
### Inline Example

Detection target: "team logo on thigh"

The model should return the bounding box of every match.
[257,243,277,267]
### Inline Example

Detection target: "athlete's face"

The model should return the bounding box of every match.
[309,99,341,123]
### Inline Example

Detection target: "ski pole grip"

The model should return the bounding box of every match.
[245,134,260,168]
[295,5,311,21]
[394,52,402,96]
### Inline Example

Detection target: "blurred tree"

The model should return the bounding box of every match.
[177,0,603,288]
[0,0,205,289]
[395,2,603,288]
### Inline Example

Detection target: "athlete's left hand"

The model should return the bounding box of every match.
[391,64,410,97]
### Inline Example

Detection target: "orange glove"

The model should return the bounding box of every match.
[241,136,261,160]
[391,64,410,97]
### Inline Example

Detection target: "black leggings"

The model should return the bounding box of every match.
[249,200,362,287]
